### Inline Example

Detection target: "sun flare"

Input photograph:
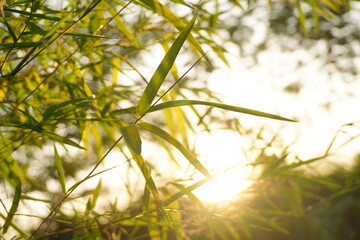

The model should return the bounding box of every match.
[193,130,253,205]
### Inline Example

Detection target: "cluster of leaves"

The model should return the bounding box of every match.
[0,0,356,239]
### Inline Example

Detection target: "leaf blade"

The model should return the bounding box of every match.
[138,122,212,178]
[149,100,297,122]
[54,145,67,195]
[136,14,197,116]
[120,125,142,155]
[42,131,85,149]
[120,125,171,225]
[3,180,22,234]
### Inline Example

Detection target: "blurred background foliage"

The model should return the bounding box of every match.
[1,0,359,239]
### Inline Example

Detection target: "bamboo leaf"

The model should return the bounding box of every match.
[54,145,67,195]
[63,31,109,38]
[120,124,142,155]
[91,180,102,208]
[296,0,308,37]
[42,131,85,149]
[136,14,197,116]
[2,18,17,41]
[164,178,208,206]
[138,0,206,56]
[138,122,212,178]
[3,180,21,234]
[42,98,89,119]
[115,100,296,122]
[26,22,47,35]
[319,0,340,13]
[0,42,38,50]
[44,12,70,39]
[101,1,141,47]
[121,128,171,226]
[149,100,297,122]
[142,184,152,211]
[5,8,74,22]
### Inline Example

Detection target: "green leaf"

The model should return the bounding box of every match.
[0,42,38,50]
[44,12,70,39]
[26,22,47,35]
[101,1,141,47]
[319,0,340,13]
[120,124,142,155]
[138,0,206,57]
[3,18,18,41]
[3,180,21,234]
[54,145,67,195]
[42,98,89,119]
[42,131,85,149]
[164,178,208,206]
[123,134,172,226]
[136,14,197,116]
[142,184,152,211]
[91,180,102,208]
[120,124,171,225]
[138,122,212,178]
[149,100,297,122]
[115,100,296,122]
[5,8,73,22]
[296,0,308,37]
[63,31,109,38]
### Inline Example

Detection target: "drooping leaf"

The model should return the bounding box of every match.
[3,180,21,234]
[138,122,212,178]
[43,12,70,39]
[136,14,197,116]
[149,100,297,122]
[63,31,109,38]
[120,124,142,155]
[42,131,85,149]
[42,98,89,119]
[117,100,297,122]
[137,0,206,56]
[5,8,74,22]
[164,178,208,206]
[296,0,308,37]
[54,145,67,195]
[91,180,102,208]
[121,126,171,226]
[0,42,38,50]
[2,18,17,42]
[101,1,141,47]
[26,22,47,35]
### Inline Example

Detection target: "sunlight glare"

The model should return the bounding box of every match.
[193,130,253,205]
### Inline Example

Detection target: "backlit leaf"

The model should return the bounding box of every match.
[54,145,67,195]
[138,122,212,178]
[115,100,296,122]
[136,14,197,116]
[42,98,89,119]
[3,180,21,234]
[0,42,38,50]
[149,100,297,122]
[120,124,142,155]
[42,131,85,149]
[124,137,172,226]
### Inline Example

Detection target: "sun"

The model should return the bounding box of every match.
[192,130,253,205]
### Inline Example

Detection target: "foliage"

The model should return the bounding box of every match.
[0,0,357,239]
